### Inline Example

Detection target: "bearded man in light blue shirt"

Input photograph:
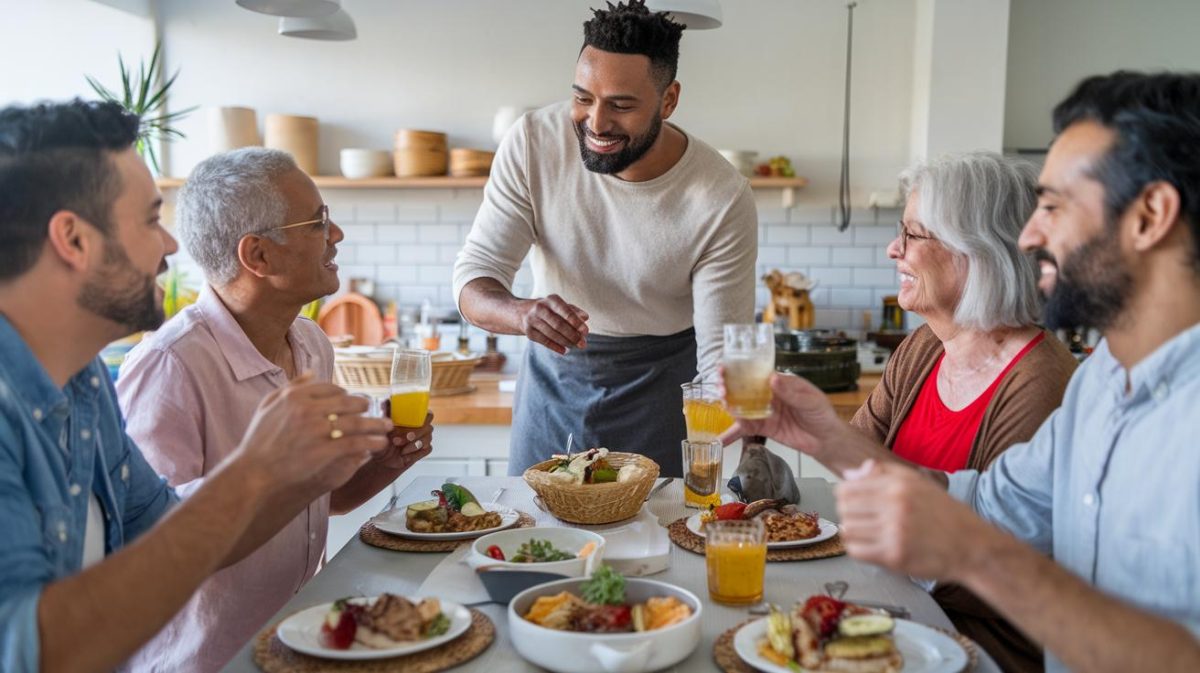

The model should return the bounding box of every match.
[727,71,1200,672]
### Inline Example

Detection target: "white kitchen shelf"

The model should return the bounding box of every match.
[156,175,808,205]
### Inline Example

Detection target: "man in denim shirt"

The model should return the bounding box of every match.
[728,72,1200,672]
[0,101,392,672]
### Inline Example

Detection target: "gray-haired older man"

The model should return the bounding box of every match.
[116,148,434,673]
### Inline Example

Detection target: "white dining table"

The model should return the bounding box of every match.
[222,476,1000,673]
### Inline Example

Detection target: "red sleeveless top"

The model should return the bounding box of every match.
[892,333,1045,472]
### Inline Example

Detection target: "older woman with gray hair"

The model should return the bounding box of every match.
[849,151,1077,673]
[116,148,434,673]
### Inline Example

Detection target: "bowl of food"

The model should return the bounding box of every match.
[508,567,702,673]
[523,448,659,524]
[467,527,605,576]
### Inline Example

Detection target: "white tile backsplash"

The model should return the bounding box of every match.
[830,246,876,267]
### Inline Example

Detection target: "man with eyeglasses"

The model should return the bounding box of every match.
[115,147,435,673]
[0,101,396,672]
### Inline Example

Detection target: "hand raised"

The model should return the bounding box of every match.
[518,294,589,355]
[377,407,435,472]
[235,373,393,493]
[718,372,840,456]
[835,459,986,581]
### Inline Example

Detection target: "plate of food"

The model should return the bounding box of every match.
[734,596,969,673]
[277,594,471,661]
[685,500,838,549]
[370,483,520,540]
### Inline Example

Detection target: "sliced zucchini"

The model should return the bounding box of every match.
[838,614,895,638]
[459,501,486,517]
[824,635,895,659]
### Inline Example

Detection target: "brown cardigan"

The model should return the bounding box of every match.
[852,324,1077,472]
[851,324,1077,673]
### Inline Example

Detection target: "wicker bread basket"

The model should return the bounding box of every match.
[523,452,660,524]
[332,349,481,395]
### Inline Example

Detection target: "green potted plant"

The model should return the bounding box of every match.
[86,41,196,175]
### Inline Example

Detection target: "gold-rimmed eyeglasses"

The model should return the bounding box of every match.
[250,205,331,238]
[896,220,936,256]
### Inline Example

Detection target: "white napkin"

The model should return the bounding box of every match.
[416,545,490,604]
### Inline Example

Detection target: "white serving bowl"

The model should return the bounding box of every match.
[508,577,703,673]
[466,527,605,577]
[339,148,393,179]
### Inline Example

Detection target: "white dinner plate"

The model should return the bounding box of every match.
[371,503,520,540]
[734,617,969,673]
[276,596,471,660]
[685,513,839,549]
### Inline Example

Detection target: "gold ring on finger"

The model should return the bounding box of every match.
[327,413,343,440]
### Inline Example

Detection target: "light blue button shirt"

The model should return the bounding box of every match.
[0,315,177,672]
[948,323,1200,672]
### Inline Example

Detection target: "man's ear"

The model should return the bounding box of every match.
[661,80,681,119]
[1131,181,1183,253]
[237,235,272,278]
[44,210,97,272]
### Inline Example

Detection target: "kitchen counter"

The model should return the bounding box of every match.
[431,373,881,425]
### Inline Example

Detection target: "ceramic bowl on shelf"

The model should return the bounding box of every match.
[339,148,393,179]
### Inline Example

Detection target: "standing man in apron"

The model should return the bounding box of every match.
[453,0,757,477]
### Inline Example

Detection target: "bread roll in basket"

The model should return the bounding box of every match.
[523,451,659,524]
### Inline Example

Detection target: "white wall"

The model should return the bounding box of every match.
[1004,0,1200,151]
[156,0,917,207]
[0,0,155,106]
[909,0,1010,160]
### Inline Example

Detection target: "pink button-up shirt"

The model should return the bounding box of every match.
[116,286,333,673]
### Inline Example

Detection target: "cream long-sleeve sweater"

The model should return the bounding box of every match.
[453,101,758,376]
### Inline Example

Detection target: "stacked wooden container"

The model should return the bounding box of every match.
[393,129,448,177]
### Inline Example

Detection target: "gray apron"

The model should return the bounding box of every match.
[508,328,697,478]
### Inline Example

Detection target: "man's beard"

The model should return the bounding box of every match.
[1039,231,1132,332]
[574,113,663,174]
[77,238,165,334]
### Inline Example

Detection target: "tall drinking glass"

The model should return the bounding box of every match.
[705,518,767,605]
[722,323,776,419]
[681,381,735,443]
[682,439,723,509]
[389,348,431,427]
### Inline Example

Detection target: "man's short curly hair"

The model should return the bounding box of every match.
[582,0,685,91]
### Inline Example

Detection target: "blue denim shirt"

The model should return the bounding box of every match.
[0,315,177,672]
[949,323,1200,672]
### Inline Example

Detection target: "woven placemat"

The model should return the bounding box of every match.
[360,511,536,553]
[667,517,846,562]
[253,608,494,673]
[712,618,978,673]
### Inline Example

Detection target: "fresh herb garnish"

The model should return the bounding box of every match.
[580,565,626,605]
[510,539,574,563]
[423,612,450,637]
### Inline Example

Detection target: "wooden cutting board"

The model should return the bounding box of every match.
[317,292,385,345]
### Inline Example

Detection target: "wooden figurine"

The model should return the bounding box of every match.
[762,270,816,330]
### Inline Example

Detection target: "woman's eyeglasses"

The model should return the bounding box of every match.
[896,220,935,255]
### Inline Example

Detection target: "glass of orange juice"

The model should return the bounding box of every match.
[706,518,767,605]
[682,381,735,442]
[389,348,431,427]
[682,382,733,508]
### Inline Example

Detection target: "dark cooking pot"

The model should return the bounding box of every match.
[774,329,861,392]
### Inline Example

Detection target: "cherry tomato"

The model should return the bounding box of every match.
[486,545,505,561]
[713,502,748,520]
